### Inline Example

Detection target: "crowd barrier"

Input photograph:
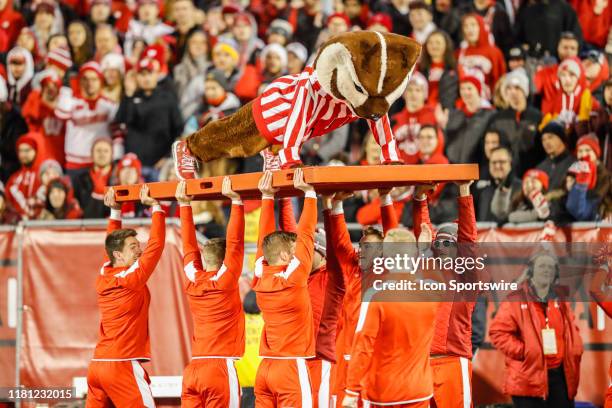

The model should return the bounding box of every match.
[0,219,610,406]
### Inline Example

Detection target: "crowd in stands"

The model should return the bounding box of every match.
[0,0,611,235]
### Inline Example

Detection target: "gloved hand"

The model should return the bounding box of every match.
[568,160,595,188]
[528,190,550,219]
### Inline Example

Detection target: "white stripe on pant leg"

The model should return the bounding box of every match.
[226,359,240,408]
[318,360,331,408]
[362,400,370,408]
[297,358,313,408]
[131,361,155,408]
[459,357,471,408]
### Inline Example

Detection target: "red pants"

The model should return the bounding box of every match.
[331,355,349,407]
[182,358,241,407]
[86,360,155,408]
[308,359,334,408]
[364,401,429,408]
[430,356,473,408]
[255,358,313,407]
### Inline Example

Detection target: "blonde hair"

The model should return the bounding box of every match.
[384,228,416,243]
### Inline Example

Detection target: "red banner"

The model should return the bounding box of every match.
[0,229,17,387]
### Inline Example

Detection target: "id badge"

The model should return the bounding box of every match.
[542,328,558,355]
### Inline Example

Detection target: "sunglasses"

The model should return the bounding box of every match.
[433,239,456,248]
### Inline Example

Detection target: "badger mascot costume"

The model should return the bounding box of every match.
[175,31,421,172]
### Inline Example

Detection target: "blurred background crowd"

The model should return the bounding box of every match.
[0,0,611,237]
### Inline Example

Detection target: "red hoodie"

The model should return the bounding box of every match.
[0,0,25,50]
[456,13,506,98]
[391,105,436,162]
[570,0,611,48]
[546,57,599,123]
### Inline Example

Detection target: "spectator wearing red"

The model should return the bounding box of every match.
[5,134,42,220]
[31,46,73,91]
[35,158,64,204]
[38,177,82,220]
[409,1,436,45]
[391,72,436,163]
[222,12,264,70]
[115,153,147,217]
[366,12,392,33]
[6,46,34,107]
[419,29,458,109]
[0,0,26,48]
[314,12,350,50]
[73,137,114,218]
[250,0,291,39]
[543,57,597,128]
[235,43,287,102]
[581,50,609,105]
[507,168,551,223]
[460,0,513,54]
[286,42,308,75]
[442,70,495,165]
[123,0,174,58]
[22,69,67,166]
[489,251,583,408]
[535,32,580,114]
[457,13,506,100]
[56,61,118,175]
[140,43,177,97]
[571,0,611,49]
[342,0,369,28]
[575,134,611,218]
[406,124,449,203]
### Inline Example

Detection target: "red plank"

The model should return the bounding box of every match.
[112,164,479,202]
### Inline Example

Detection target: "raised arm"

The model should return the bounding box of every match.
[220,176,245,283]
[176,181,203,287]
[457,181,477,244]
[379,189,399,234]
[256,171,278,260]
[117,185,166,290]
[279,197,298,233]
[103,188,122,263]
[287,168,317,286]
[412,184,436,239]
[330,192,359,268]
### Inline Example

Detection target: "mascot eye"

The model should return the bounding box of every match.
[354,83,364,93]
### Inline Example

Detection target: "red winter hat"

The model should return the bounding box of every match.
[460,74,482,96]
[576,134,601,159]
[234,12,252,26]
[40,69,63,88]
[142,44,167,73]
[117,153,142,177]
[79,61,104,80]
[367,13,392,32]
[523,169,549,191]
[46,46,73,71]
[137,57,156,72]
[16,133,39,152]
[327,12,350,27]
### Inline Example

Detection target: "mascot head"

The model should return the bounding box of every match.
[314,31,421,120]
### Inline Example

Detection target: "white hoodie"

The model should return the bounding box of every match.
[6,46,34,105]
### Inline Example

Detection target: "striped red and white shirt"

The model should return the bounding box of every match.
[252,66,400,166]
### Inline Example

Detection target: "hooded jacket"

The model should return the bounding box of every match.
[6,47,34,107]
[489,281,583,399]
[0,0,25,47]
[570,0,611,48]
[456,13,506,98]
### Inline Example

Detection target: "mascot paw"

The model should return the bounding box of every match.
[173,140,199,180]
[383,160,405,166]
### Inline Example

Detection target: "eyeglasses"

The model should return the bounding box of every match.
[433,240,456,248]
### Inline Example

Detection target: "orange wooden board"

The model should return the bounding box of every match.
[112,164,479,202]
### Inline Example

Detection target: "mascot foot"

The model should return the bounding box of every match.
[173,140,199,180]
[281,161,304,170]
